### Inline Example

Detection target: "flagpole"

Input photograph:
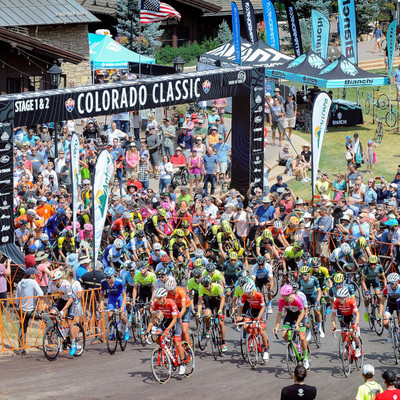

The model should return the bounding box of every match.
[139,18,142,79]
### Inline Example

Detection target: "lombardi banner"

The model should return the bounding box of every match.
[92,150,114,263]
[70,133,80,239]
[231,2,241,64]
[311,92,332,196]
[241,0,257,44]
[338,0,358,65]
[284,0,303,57]
[311,10,329,60]
[262,0,280,50]
[386,19,397,77]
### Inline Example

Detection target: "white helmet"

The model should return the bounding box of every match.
[50,270,63,281]
[153,243,162,251]
[337,287,349,298]
[194,248,205,258]
[154,288,168,298]
[243,281,256,293]
[165,277,177,291]
[387,273,399,284]
[40,233,49,242]
[341,243,351,256]
[273,220,283,229]
[122,211,131,219]
[114,238,124,249]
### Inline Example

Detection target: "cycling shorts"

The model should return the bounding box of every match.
[286,258,298,272]
[339,314,356,329]
[384,299,400,316]
[365,278,380,291]
[138,286,153,304]
[107,295,126,312]
[157,318,182,340]
[225,273,238,286]
[126,283,134,299]
[203,295,221,313]
[245,307,266,328]
[53,298,76,320]
[305,292,318,306]
[283,310,306,331]
[192,292,199,307]
[179,307,191,326]
[255,276,270,291]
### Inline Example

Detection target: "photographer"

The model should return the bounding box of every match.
[315,173,332,199]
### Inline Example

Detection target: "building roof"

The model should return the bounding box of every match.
[0,27,86,64]
[0,0,99,27]
[203,0,263,16]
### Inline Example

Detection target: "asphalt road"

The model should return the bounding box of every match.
[0,311,396,400]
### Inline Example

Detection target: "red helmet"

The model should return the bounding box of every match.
[160,254,170,263]
[191,113,197,120]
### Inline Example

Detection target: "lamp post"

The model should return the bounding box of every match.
[173,54,185,73]
[128,1,135,50]
[47,60,63,157]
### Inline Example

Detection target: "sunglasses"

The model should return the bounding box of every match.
[105,276,113,280]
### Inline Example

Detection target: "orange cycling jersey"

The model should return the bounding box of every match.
[111,218,133,232]
[239,292,265,309]
[152,298,179,319]
[332,297,358,316]
[167,287,191,309]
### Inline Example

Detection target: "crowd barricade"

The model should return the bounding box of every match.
[0,288,104,353]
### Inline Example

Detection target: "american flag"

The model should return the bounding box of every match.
[140,0,181,24]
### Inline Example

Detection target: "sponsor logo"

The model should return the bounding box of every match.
[320,60,338,75]
[339,0,356,62]
[95,156,112,217]
[344,79,373,85]
[255,95,262,104]
[254,86,263,91]
[340,60,358,76]
[314,15,326,57]
[255,106,263,113]
[313,97,330,147]
[308,54,325,69]
[202,80,211,93]
[303,77,318,84]
[244,2,256,43]
[1,132,9,141]
[0,155,9,163]
[253,137,263,141]
[65,98,75,112]
[254,116,262,123]
[253,168,262,173]
[265,1,278,49]
[1,236,9,243]
[288,54,306,69]
[337,112,343,119]
[287,6,302,56]
[253,178,262,184]
[238,71,246,83]
[333,120,347,125]
[0,144,10,152]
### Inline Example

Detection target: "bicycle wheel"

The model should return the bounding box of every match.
[355,338,364,371]
[197,320,207,351]
[286,343,297,377]
[310,315,321,348]
[210,327,219,360]
[368,305,375,331]
[377,123,384,144]
[349,281,361,308]
[43,326,61,361]
[187,328,195,351]
[365,99,371,115]
[74,323,86,357]
[386,110,397,128]
[118,326,127,351]
[272,270,280,298]
[182,341,195,377]
[139,312,148,347]
[246,334,258,368]
[239,327,246,360]
[378,94,389,110]
[151,346,172,384]
[181,169,189,186]
[339,340,351,377]
[130,311,139,342]
[392,325,400,365]
[373,303,384,336]
[106,321,118,355]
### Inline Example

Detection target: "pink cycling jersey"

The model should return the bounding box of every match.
[278,294,304,313]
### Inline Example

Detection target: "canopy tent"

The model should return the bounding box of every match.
[88,33,155,70]
[198,39,293,69]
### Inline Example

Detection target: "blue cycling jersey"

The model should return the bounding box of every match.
[101,277,125,299]
[299,276,320,295]
[251,263,273,279]
[363,264,384,281]
[329,284,355,298]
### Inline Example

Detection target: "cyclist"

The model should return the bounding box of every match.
[331,287,361,358]
[215,220,239,265]
[132,261,156,308]
[144,288,187,376]
[187,268,202,312]
[155,254,175,276]
[299,265,324,338]
[155,267,170,290]
[130,203,143,225]
[168,229,190,264]
[350,236,370,265]
[110,212,134,240]
[290,281,309,327]
[252,228,279,260]
[202,262,225,285]
[121,261,136,298]
[297,252,311,270]
[362,254,386,322]
[282,241,303,280]
[196,275,227,352]
[231,271,253,320]
[149,242,167,271]
[44,208,68,238]
[269,220,290,247]
[222,252,243,286]
[283,216,300,245]
[329,273,356,302]
[329,243,355,274]
[273,284,309,369]
[101,238,129,270]
[77,223,93,245]
[165,277,192,345]
[172,219,197,252]
[236,281,270,362]
[380,272,400,341]
[126,228,151,262]
[310,257,332,312]
[251,256,274,314]
[144,209,173,243]
[188,248,208,271]
[99,267,129,341]
[45,270,79,356]
[57,230,75,262]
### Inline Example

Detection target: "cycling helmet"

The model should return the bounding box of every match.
[136,230,145,238]
[387,273,399,284]
[293,241,302,249]
[122,212,131,219]
[126,261,136,271]
[280,284,293,296]
[35,220,45,228]
[301,252,310,261]
[256,256,265,264]
[114,238,124,249]
[40,233,49,242]
[194,258,204,268]
[160,254,170,263]
[333,273,345,284]
[156,267,167,277]
[385,218,399,227]
[49,270,63,280]
[136,223,144,231]
[336,287,349,298]
[57,208,66,216]
[290,216,300,226]
[153,243,162,251]
[341,243,351,255]
[311,257,321,267]
[27,210,37,217]
[357,236,367,249]
[221,220,232,233]
[243,281,256,293]
[84,223,93,231]
[137,260,148,269]
[158,209,167,218]
[65,230,73,238]
[104,267,115,277]
[273,220,283,230]
[290,281,299,291]
[238,276,248,287]
[192,268,202,278]
[194,248,205,258]
[175,229,185,238]
[154,288,168,298]
[369,255,379,264]
[80,240,89,249]
[200,275,212,287]
[205,263,216,273]
[229,252,238,260]
[19,219,28,226]
[165,277,177,291]
[181,220,190,228]
[263,229,272,239]
[300,266,310,275]
[232,241,240,251]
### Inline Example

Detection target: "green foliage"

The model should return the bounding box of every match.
[299,19,311,51]
[115,0,163,58]
[292,0,331,19]
[217,20,233,44]
[155,38,220,65]
[355,0,380,35]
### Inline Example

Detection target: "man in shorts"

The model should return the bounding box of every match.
[212,135,231,185]
[283,93,297,139]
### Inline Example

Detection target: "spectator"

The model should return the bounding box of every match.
[355,364,383,399]
[283,93,297,139]
[170,147,187,174]
[146,126,160,176]
[352,133,364,168]
[270,175,288,196]
[82,119,100,142]
[350,212,370,239]
[312,206,332,262]
[59,159,72,193]
[137,155,151,190]
[159,155,174,193]
[177,125,193,162]
[366,139,377,174]
[315,173,333,199]
[125,143,139,177]
[364,178,378,204]
[332,173,347,201]
[107,122,128,145]
[393,64,400,100]
[272,87,284,104]
[212,97,227,124]
[280,364,317,400]
[254,196,275,226]
[278,144,294,167]
[203,196,218,218]
[270,97,285,146]
[214,117,228,140]
[208,125,220,147]
[300,144,312,170]
[376,370,400,399]
[208,107,219,128]
[0,258,11,300]
[372,23,383,54]
[212,135,231,185]
[159,118,176,157]
[188,149,202,196]
[193,119,207,143]
[202,147,218,196]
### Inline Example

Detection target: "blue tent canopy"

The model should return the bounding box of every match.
[89,33,155,69]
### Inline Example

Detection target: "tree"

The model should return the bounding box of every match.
[217,19,233,44]
[292,0,331,20]
[115,0,163,58]
[355,0,380,36]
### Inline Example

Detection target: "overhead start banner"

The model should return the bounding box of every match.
[262,0,280,50]
[92,150,114,263]
[70,133,80,239]
[386,19,397,77]
[284,0,303,58]
[311,10,329,60]
[241,0,257,44]
[231,2,242,64]
[311,92,332,196]
[338,0,358,65]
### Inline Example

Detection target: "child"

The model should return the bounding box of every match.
[366,139,377,174]
[345,135,352,151]
[139,143,150,162]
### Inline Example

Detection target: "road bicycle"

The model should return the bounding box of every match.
[275,325,311,377]
[388,316,400,364]
[307,305,321,348]
[365,293,384,336]
[136,302,153,347]
[236,319,269,368]
[151,334,195,384]
[344,272,362,308]
[171,167,189,187]
[174,260,189,286]
[196,313,223,360]
[333,328,364,377]
[42,311,85,361]
[364,87,389,115]
[105,308,127,355]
